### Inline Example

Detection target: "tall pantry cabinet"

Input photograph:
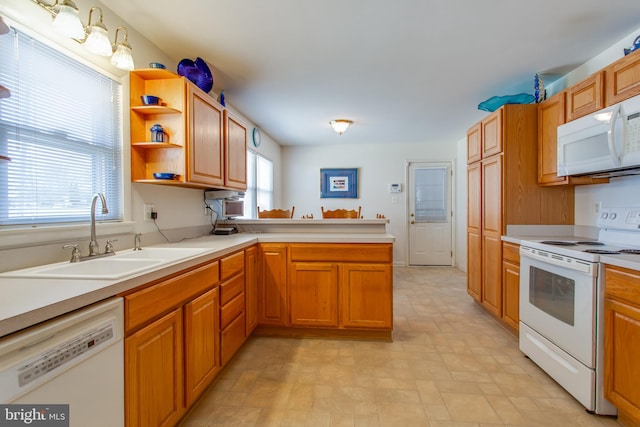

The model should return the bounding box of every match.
[466,104,574,331]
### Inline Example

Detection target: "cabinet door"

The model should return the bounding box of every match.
[224,111,248,190]
[245,246,258,335]
[184,287,220,407]
[466,162,482,302]
[187,84,224,186]
[566,71,604,121]
[341,264,393,329]
[605,297,640,423]
[502,260,519,332]
[481,155,503,317]
[125,308,184,427]
[482,109,502,158]
[538,92,569,185]
[289,262,339,327]
[258,243,288,326]
[606,50,640,105]
[467,123,481,164]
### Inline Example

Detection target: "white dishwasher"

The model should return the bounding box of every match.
[0,297,124,426]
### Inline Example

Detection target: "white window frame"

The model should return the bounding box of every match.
[244,150,273,219]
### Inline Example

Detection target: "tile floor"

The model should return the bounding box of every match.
[179,266,622,427]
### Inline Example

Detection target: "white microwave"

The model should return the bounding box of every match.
[557,93,640,177]
[222,199,244,218]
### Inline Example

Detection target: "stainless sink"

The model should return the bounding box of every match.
[0,258,164,280]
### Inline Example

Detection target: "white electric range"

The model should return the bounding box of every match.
[518,206,640,416]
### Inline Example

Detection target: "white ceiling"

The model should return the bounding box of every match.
[105,0,640,146]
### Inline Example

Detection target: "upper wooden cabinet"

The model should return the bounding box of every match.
[130,69,246,190]
[481,109,503,158]
[566,71,605,121]
[606,49,640,105]
[223,110,248,190]
[466,123,481,164]
[537,92,608,186]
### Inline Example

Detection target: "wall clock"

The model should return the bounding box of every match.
[252,127,261,147]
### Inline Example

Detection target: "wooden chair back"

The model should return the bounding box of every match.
[258,206,295,219]
[321,206,361,219]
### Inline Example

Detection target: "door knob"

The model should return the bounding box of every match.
[410,220,415,224]
[410,213,415,217]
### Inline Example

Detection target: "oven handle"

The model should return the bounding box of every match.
[520,246,595,276]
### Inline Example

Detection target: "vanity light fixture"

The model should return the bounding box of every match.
[330,119,353,135]
[51,0,84,39]
[110,26,134,71]
[83,7,111,56]
[30,0,135,70]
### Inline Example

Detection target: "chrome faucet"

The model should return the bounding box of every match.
[89,193,108,256]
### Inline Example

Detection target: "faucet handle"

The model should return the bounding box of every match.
[63,244,81,263]
[105,239,118,254]
[133,233,142,251]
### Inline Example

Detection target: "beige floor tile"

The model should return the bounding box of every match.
[179,267,623,427]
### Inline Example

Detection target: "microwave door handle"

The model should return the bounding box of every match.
[608,104,622,166]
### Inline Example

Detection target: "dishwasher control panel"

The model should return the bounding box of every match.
[18,321,115,387]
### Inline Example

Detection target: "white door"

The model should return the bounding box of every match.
[408,162,453,266]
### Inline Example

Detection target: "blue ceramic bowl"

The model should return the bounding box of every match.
[149,62,166,69]
[153,172,177,180]
[141,95,160,105]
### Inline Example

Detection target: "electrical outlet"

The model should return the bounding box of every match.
[143,203,156,222]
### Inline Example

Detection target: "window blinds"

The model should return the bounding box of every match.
[0,28,122,226]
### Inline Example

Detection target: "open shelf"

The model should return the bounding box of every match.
[131,105,181,115]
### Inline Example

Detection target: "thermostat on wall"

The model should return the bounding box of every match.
[388,183,402,193]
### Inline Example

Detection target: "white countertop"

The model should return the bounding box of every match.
[0,233,394,338]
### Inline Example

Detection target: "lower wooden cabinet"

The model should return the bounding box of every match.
[245,245,258,335]
[184,287,220,407]
[501,242,520,333]
[258,243,289,326]
[604,264,640,426]
[290,262,339,327]
[125,308,185,427]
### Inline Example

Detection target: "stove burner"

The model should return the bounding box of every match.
[619,249,640,255]
[576,241,605,246]
[583,249,621,254]
[540,241,577,246]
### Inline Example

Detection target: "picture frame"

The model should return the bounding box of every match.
[320,168,358,198]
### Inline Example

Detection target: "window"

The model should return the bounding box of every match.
[0,28,122,227]
[244,151,273,218]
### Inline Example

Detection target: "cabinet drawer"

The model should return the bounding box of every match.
[604,264,640,306]
[605,50,640,105]
[502,242,520,264]
[221,291,245,329]
[220,273,244,305]
[124,262,219,333]
[289,244,392,263]
[221,312,246,366]
[566,71,604,121]
[220,251,244,281]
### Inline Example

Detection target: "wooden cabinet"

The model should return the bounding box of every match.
[223,110,248,190]
[187,83,224,187]
[466,162,482,302]
[289,262,339,327]
[184,287,220,407]
[566,71,605,121]
[466,122,481,164]
[130,69,246,190]
[538,92,608,186]
[125,308,184,427]
[122,261,219,427]
[245,245,258,336]
[219,250,247,366]
[501,242,520,333]
[288,244,393,332]
[604,264,640,426]
[466,104,574,330]
[481,109,502,157]
[606,49,640,105]
[258,243,289,326]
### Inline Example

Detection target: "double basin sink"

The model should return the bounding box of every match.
[1,247,209,280]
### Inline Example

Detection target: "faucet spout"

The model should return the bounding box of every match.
[89,193,108,256]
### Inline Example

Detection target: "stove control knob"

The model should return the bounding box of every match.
[601,212,609,220]
[610,213,617,220]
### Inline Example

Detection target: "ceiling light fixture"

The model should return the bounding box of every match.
[110,26,134,70]
[31,0,135,70]
[330,119,353,135]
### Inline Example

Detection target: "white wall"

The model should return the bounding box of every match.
[282,141,457,266]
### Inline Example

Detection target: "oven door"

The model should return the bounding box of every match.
[519,246,597,367]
